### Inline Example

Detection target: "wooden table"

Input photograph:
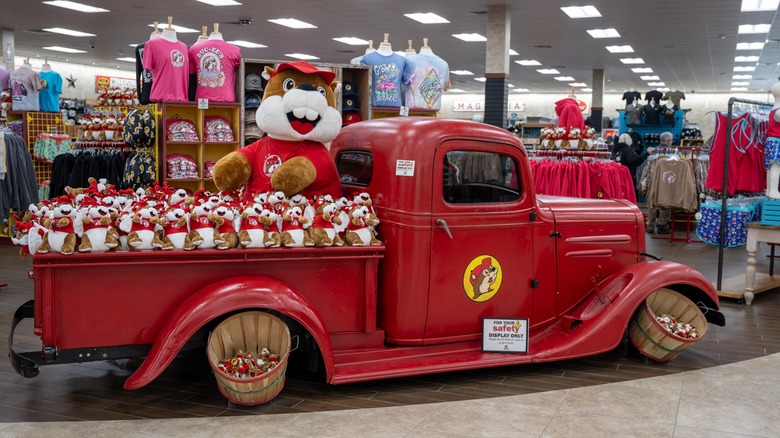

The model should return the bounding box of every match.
[744,222,780,305]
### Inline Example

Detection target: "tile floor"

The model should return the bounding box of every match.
[1,228,779,437]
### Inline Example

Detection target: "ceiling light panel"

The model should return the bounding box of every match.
[285,53,319,60]
[581,88,593,92]
[228,40,267,48]
[116,57,135,62]
[404,13,449,24]
[453,33,487,42]
[736,42,765,50]
[561,5,602,18]
[606,45,634,53]
[732,87,749,90]
[43,27,95,37]
[734,66,756,71]
[569,82,588,87]
[509,49,519,55]
[268,18,317,29]
[647,82,666,86]
[631,67,653,73]
[42,1,109,13]
[738,24,771,34]
[620,58,645,64]
[658,87,670,91]
[43,46,87,53]
[555,76,575,81]
[195,0,242,5]
[537,69,560,74]
[640,75,660,80]
[332,37,368,46]
[587,28,620,38]
[741,0,779,11]
[450,70,474,75]
[446,88,465,93]
[474,77,487,82]
[735,55,760,62]
[516,60,541,66]
[513,88,530,92]
[149,23,199,33]
[733,74,753,79]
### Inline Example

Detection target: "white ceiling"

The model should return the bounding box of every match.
[3,0,780,94]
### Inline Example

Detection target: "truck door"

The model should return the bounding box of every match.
[425,141,535,343]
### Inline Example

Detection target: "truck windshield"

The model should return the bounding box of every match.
[336,151,373,186]
[444,151,521,204]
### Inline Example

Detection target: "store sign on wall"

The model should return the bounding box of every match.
[95,75,137,92]
[452,100,525,112]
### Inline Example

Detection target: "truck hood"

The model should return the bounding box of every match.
[536,195,641,224]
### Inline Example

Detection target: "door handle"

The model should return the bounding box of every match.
[437,219,453,239]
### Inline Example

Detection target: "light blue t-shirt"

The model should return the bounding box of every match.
[361,51,405,108]
[402,52,449,111]
[39,70,63,113]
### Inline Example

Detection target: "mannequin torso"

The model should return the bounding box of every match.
[376,43,393,56]
[160,28,177,43]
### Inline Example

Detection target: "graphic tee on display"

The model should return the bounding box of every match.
[39,70,63,112]
[10,66,41,111]
[361,51,406,108]
[402,52,449,110]
[188,39,242,102]
[135,43,153,105]
[142,37,190,102]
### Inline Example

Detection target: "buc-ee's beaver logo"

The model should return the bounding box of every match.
[463,255,503,302]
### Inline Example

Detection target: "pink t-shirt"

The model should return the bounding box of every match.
[142,37,189,102]
[189,39,242,102]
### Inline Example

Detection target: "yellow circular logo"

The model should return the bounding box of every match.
[463,255,503,302]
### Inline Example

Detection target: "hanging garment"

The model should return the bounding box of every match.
[0,133,38,220]
[642,103,661,125]
[626,105,643,125]
[646,157,698,211]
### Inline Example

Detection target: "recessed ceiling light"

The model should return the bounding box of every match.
[268,18,317,29]
[285,53,319,60]
[116,57,135,62]
[537,68,560,74]
[632,67,653,73]
[658,87,670,91]
[43,46,87,53]
[560,5,602,18]
[508,84,515,88]
[509,49,519,56]
[451,70,474,75]
[446,88,466,93]
[640,75,660,80]
[404,12,449,24]
[195,0,241,5]
[128,43,142,48]
[606,45,634,53]
[516,59,541,66]
[736,42,765,50]
[620,58,645,64]
[647,82,666,86]
[228,40,267,48]
[474,77,487,82]
[148,23,199,33]
[735,55,760,62]
[555,76,575,81]
[734,66,756,71]
[43,27,95,37]
[512,88,530,92]
[452,33,487,42]
[738,24,772,34]
[732,81,751,86]
[333,37,369,46]
[733,74,753,79]
[569,82,588,87]
[741,0,779,12]
[581,88,593,92]
[587,28,620,38]
[732,87,749,91]
[42,1,109,13]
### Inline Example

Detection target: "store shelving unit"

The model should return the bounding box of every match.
[160,102,241,193]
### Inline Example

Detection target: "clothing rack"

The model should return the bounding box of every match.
[716,97,773,291]
[531,149,612,159]
[73,141,130,150]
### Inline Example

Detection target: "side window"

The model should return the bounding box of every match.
[336,151,373,186]
[443,151,521,204]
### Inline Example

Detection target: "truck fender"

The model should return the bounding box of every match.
[123,276,333,390]
[540,261,721,360]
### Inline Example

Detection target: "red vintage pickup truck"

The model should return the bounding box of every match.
[9,117,724,398]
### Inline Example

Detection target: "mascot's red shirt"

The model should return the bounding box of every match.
[238,137,342,198]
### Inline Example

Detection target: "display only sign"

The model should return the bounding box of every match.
[483,318,529,353]
[95,75,137,93]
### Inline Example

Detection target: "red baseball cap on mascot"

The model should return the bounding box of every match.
[270,61,336,84]
[469,257,493,284]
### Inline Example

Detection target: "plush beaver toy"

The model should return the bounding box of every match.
[212,61,343,198]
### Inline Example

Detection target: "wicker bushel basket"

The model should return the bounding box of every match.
[628,288,707,362]
[207,312,291,405]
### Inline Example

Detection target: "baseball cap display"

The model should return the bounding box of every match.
[244,109,257,125]
[342,113,361,126]
[342,96,360,112]
[245,93,261,109]
[245,73,263,92]
[342,81,358,97]
[245,124,264,142]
